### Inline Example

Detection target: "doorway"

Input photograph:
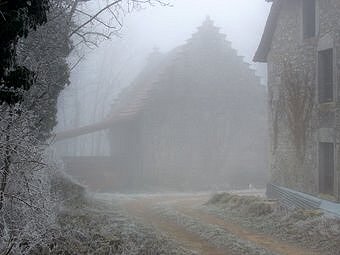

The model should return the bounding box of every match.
[319,142,334,195]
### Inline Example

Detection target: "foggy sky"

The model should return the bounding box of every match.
[122,0,270,64]
[57,0,271,136]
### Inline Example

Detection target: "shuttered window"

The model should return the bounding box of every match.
[303,0,316,38]
[318,49,333,103]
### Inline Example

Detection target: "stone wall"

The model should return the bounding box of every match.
[267,0,340,199]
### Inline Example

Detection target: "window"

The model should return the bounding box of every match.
[319,142,334,195]
[318,49,333,103]
[303,0,316,38]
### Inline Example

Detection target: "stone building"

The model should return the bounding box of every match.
[254,0,340,200]
[59,18,268,191]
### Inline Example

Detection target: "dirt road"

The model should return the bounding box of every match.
[115,193,322,255]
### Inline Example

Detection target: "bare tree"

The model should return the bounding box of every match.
[0,0,171,252]
[58,0,170,156]
[68,0,170,49]
[0,104,56,255]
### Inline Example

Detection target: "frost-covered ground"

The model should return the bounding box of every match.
[31,190,340,255]
[50,196,196,255]
[204,193,340,255]
[105,192,292,255]
[103,192,340,255]
[153,204,276,255]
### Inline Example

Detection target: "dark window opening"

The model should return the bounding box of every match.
[303,0,316,38]
[319,142,334,195]
[318,49,333,103]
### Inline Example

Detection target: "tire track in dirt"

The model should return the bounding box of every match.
[120,194,321,255]
[122,197,228,255]
[170,196,321,255]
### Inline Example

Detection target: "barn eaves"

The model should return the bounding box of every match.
[253,0,282,63]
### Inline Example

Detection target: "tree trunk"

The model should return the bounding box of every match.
[0,109,12,212]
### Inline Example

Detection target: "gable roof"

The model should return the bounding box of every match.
[55,17,261,142]
[253,0,282,62]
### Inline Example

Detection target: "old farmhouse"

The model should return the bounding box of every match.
[59,18,268,192]
[255,0,340,201]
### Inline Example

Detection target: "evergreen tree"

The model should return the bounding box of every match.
[0,0,49,104]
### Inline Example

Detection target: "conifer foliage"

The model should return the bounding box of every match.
[0,0,49,104]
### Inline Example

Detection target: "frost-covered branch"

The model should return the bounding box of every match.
[69,0,170,49]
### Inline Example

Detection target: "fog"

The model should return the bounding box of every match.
[56,0,271,192]
[5,1,340,253]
